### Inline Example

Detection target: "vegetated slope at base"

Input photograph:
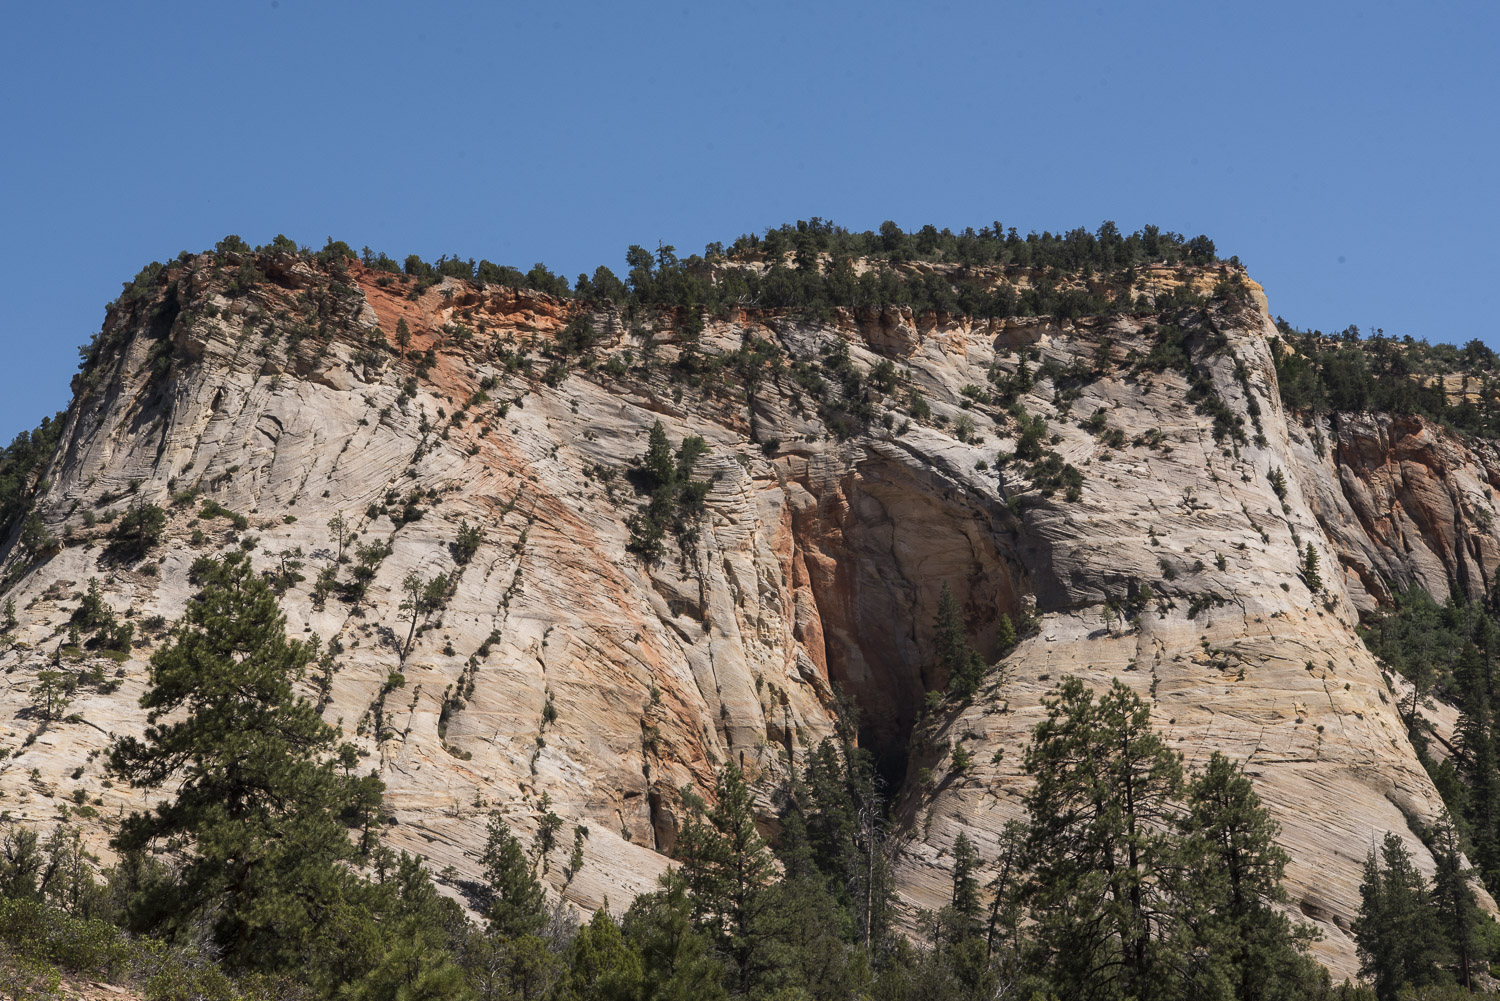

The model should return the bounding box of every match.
[0,230,1495,982]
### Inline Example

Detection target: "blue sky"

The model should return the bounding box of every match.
[1,0,1495,442]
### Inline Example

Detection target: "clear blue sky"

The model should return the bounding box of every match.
[1,1,1495,442]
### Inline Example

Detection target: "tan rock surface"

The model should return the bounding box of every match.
[0,255,1489,978]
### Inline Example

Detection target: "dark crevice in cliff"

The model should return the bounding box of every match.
[789,457,1026,791]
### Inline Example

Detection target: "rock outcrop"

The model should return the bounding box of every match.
[1,252,1492,978]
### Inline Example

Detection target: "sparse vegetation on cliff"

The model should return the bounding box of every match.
[10,218,1500,999]
[626,420,715,563]
[0,411,64,552]
[1275,320,1500,439]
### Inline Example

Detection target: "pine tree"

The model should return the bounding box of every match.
[30,669,74,720]
[328,512,351,563]
[555,908,644,1001]
[643,420,675,490]
[344,924,474,1001]
[1023,676,1184,1001]
[744,874,853,1000]
[1178,751,1324,1000]
[109,502,166,561]
[936,583,987,699]
[985,819,1029,974]
[399,570,446,663]
[796,713,894,955]
[1353,832,1449,1001]
[948,831,983,943]
[1429,817,1482,990]
[1303,542,1323,594]
[995,610,1016,653]
[675,763,776,993]
[621,870,728,1001]
[950,741,973,775]
[106,551,384,974]
[480,813,548,941]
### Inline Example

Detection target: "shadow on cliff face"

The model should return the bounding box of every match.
[786,454,1026,787]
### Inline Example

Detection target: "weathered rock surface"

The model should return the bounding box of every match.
[1,255,1493,978]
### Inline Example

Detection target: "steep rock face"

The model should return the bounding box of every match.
[1294,412,1500,610]
[0,255,1488,978]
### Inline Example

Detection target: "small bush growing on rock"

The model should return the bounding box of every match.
[108,503,166,561]
[451,521,482,565]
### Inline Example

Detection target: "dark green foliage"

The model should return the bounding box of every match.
[395,219,1219,324]
[1429,817,1485,991]
[18,510,57,560]
[946,832,982,942]
[343,923,473,1001]
[776,694,896,957]
[1178,752,1326,999]
[1303,543,1323,593]
[198,498,249,530]
[315,237,356,264]
[626,421,715,562]
[1027,453,1084,501]
[68,577,133,655]
[1001,408,1048,464]
[398,569,449,663]
[107,502,166,561]
[935,583,987,699]
[553,315,600,357]
[107,551,385,975]
[1358,587,1500,912]
[480,814,547,941]
[1023,677,1186,1000]
[674,763,777,991]
[620,870,728,1001]
[1354,832,1450,1000]
[0,412,64,552]
[30,669,75,720]
[994,612,1016,657]
[451,519,483,565]
[554,908,642,1001]
[1359,587,1475,782]
[1273,320,1500,439]
[744,874,854,999]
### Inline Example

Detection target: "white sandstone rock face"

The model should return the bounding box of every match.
[1,256,1490,978]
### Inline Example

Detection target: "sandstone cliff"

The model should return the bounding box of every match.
[0,250,1491,978]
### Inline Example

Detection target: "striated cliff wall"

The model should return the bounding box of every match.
[1,252,1494,977]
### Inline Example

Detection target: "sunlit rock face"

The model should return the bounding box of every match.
[1,252,1488,978]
